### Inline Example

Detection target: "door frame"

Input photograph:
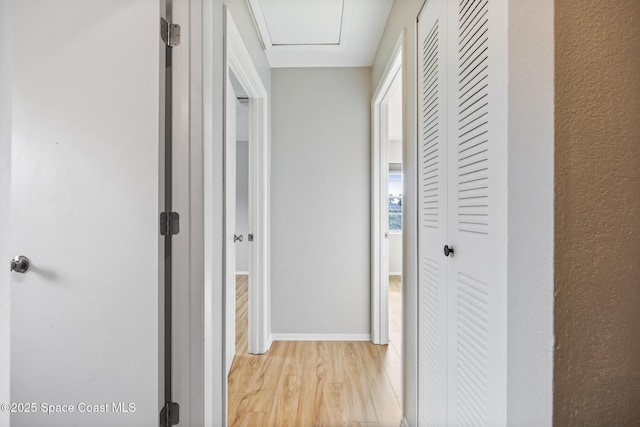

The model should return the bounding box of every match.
[226,12,271,355]
[200,3,270,425]
[371,34,403,345]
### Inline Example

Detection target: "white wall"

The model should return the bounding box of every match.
[235,137,249,273]
[506,0,554,424]
[388,234,402,275]
[226,0,270,95]
[271,67,371,338]
[0,0,11,424]
[388,82,402,142]
[388,139,402,165]
[235,99,249,141]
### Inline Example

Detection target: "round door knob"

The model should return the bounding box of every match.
[10,255,30,273]
[443,245,454,257]
[234,234,243,243]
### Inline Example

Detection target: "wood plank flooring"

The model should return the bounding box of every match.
[229,275,402,427]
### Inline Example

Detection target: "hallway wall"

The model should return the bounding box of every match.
[271,67,371,337]
[555,0,640,424]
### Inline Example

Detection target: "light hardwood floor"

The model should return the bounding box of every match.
[229,275,402,427]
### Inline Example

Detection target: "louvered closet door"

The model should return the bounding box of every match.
[447,0,506,425]
[417,0,449,425]
[418,0,507,425]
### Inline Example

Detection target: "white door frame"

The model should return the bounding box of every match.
[201,0,225,424]
[371,34,403,345]
[200,3,270,425]
[226,12,271,355]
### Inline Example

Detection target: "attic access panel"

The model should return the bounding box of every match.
[259,0,344,45]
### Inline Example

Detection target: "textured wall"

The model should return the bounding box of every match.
[555,0,640,424]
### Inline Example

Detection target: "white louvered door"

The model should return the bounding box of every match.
[448,0,493,424]
[417,0,449,425]
[418,0,507,425]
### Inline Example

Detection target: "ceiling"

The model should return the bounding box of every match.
[247,0,393,68]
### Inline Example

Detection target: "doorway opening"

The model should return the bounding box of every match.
[224,12,271,364]
[232,76,251,360]
[222,11,272,423]
[371,35,403,348]
[224,69,252,378]
[371,32,404,419]
[386,80,404,411]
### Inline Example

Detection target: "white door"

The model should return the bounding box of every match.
[446,0,505,423]
[417,0,449,424]
[10,1,163,426]
[225,77,238,377]
[417,0,507,424]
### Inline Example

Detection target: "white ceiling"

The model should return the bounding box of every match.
[247,0,393,68]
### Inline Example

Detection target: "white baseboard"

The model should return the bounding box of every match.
[271,333,371,342]
[235,271,249,275]
[401,417,410,427]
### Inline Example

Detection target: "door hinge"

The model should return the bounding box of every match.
[160,212,180,236]
[160,18,181,47]
[160,401,179,426]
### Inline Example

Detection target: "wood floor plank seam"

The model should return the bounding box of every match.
[229,275,402,427]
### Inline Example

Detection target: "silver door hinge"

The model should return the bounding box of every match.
[160,401,179,426]
[160,212,180,236]
[161,18,181,47]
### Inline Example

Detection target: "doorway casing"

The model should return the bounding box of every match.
[226,12,271,356]
[371,33,403,346]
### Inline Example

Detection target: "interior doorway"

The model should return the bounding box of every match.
[232,78,251,359]
[224,12,271,365]
[223,12,273,420]
[371,33,405,418]
[371,36,403,348]
[386,78,404,412]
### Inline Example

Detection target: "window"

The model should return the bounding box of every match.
[389,163,402,231]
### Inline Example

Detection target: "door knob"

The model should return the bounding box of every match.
[443,245,454,257]
[234,234,243,243]
[10,255,30,273]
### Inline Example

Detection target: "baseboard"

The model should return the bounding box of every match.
[235,271,249,275]
[271,333,371,342]
[401,417,410,427]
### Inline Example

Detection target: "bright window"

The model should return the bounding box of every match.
[388,165,402,231]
